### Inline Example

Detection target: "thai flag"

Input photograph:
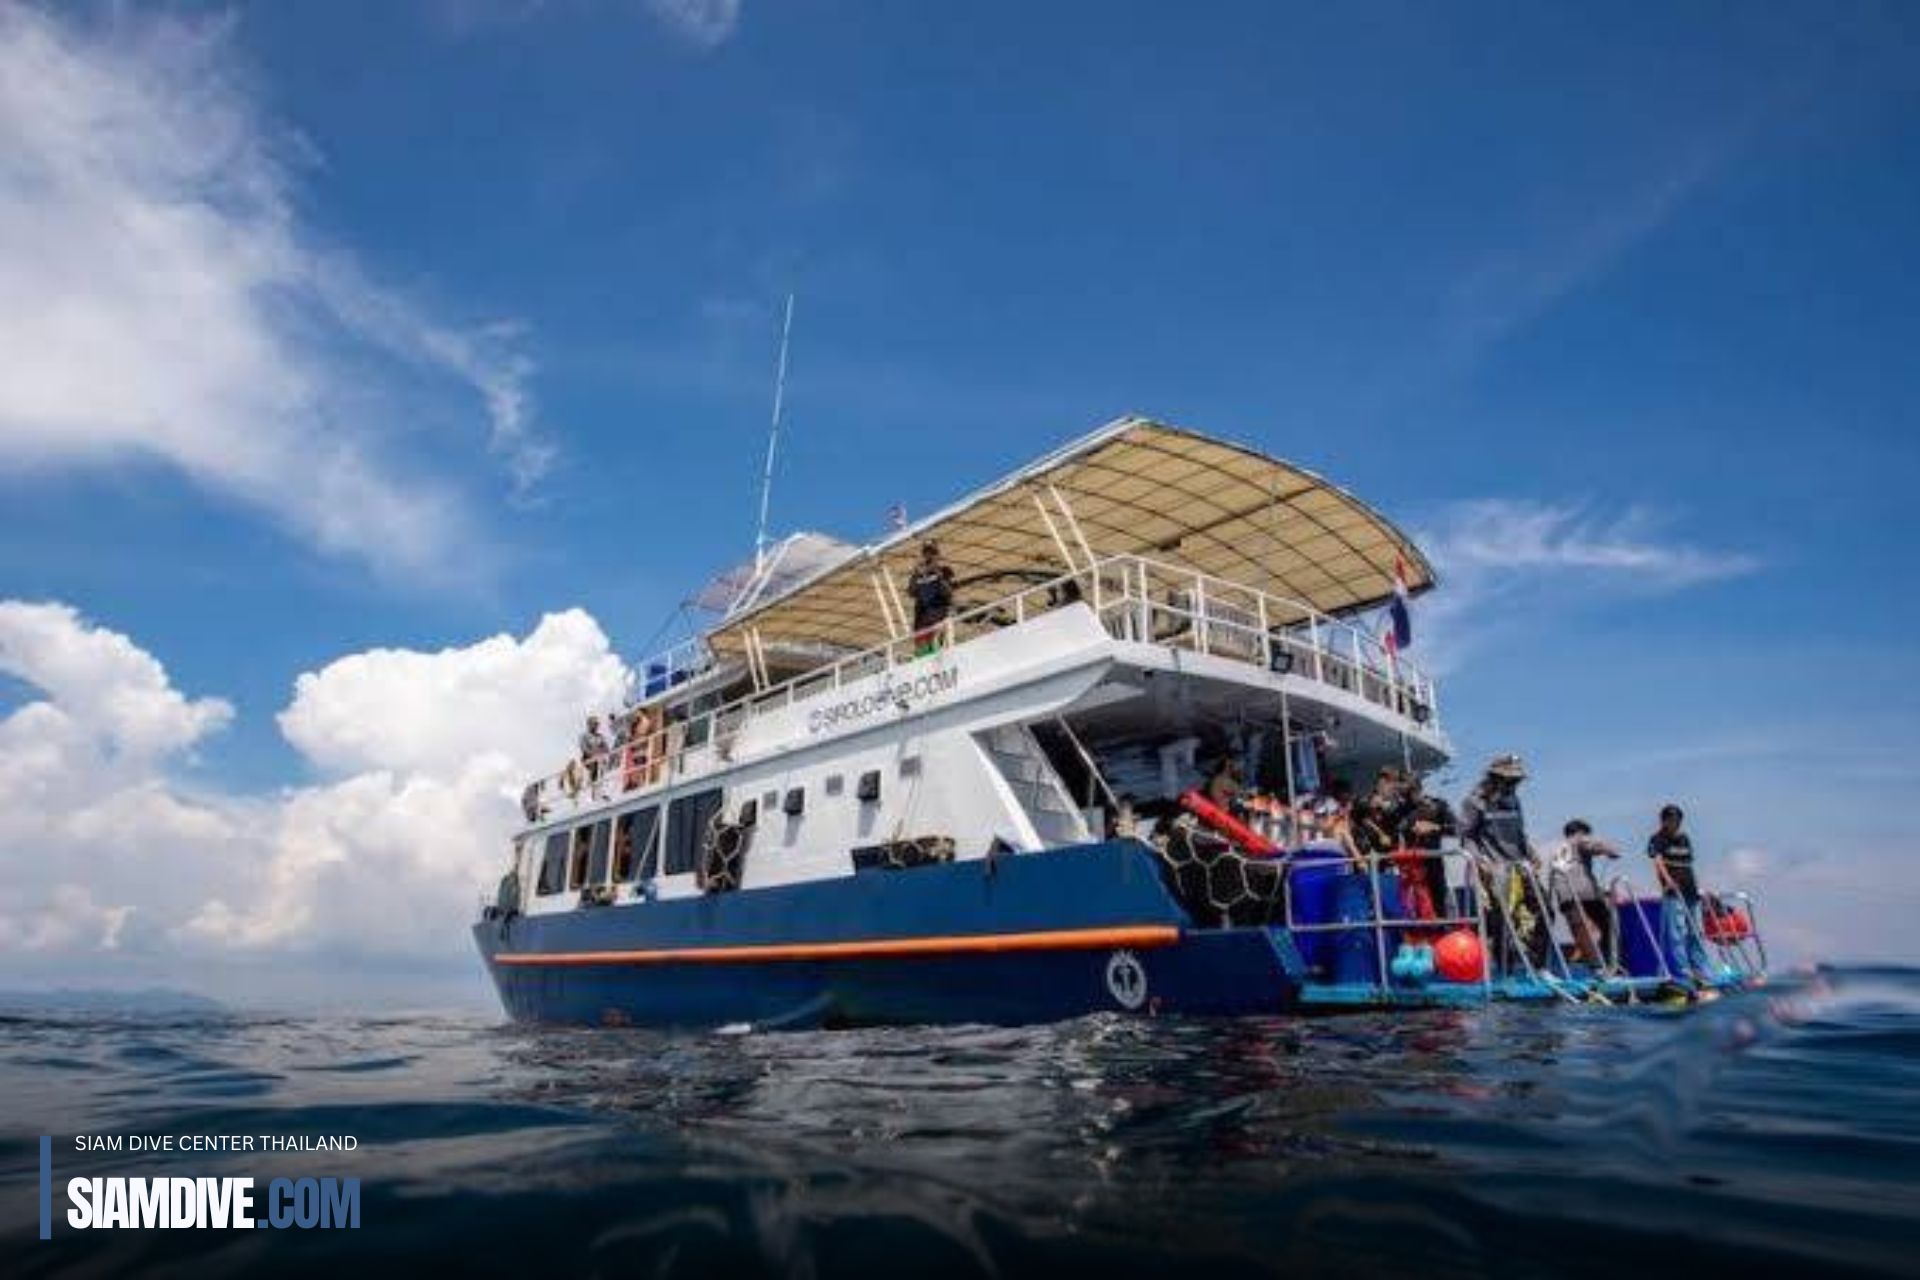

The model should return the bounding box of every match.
[1384,554,1413,656]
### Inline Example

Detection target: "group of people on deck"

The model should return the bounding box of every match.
[1201,750,1723,983]
[522,706,672,819]
[1454,754,1715,981]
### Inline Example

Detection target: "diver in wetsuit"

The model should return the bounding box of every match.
[1398,774,1456,922]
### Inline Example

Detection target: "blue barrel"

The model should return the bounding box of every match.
[1286,847,1346,973]
[1331,870,1405,985]
[1618,897,1681,978]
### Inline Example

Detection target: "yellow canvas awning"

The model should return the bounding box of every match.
[708,416,1434,660]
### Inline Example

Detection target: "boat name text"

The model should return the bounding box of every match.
[808,667,960,733]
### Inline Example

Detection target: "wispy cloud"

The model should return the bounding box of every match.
[1415,498,1760,672]
[1432,499,1761,586]
[643,0,742,49]
[1441,147,1727,361]
[0,6,553,580]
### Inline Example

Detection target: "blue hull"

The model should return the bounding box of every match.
[476,841,1311,1028]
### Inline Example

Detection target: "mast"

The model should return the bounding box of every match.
[754,293,795,571]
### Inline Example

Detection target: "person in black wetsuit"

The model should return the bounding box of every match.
[906,540,957,654]
[1352,766,1409,863]
[1398,774,1456,922]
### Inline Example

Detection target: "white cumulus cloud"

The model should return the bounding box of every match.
[0,597,629,971]
[0,6,553,581]
[278,609,629,779]
[0,600,232,762]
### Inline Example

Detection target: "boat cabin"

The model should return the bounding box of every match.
[503,417,1448,919]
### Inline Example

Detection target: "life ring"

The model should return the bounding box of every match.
[700,813,749,893]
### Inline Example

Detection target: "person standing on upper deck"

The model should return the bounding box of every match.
[907,540,957,655]
[1459,755,1550,974]
[579,715,609,790]
[1649,803,1713,983]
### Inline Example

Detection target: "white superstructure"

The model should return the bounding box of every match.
[503,418,1447,924]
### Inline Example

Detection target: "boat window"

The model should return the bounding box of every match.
[900,756,922,777]
[824,774,844,796]
[537,832,568,896]
[614,807,660,882]
[857,770,881,802]
[783,787,805,816]
[568,826,594,889]
[584,820,612,885]
[664,788,723,876]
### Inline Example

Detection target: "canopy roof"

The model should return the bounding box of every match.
[707,416,1434,660]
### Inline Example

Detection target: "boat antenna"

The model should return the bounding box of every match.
[754,292,795,571]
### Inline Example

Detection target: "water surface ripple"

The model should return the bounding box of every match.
[3,968,1916,1277]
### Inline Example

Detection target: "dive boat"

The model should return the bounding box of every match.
[475,417,1766,1027]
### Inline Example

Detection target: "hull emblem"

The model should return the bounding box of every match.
[1105,949,1148,1010]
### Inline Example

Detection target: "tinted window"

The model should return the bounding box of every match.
[584,821,612,885]
[614,808,660,882]
[537,832,568,896]
[664,789,723,876]
[568,827,593,889]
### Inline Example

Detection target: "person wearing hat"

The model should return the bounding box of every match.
[1459,754,1550,974]
[906,540,957,655]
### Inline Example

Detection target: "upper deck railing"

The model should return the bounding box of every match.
[522,554,1439,825]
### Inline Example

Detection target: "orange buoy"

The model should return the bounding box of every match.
[1433,928,1486,982]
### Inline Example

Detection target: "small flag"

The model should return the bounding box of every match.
[1385,554,1413,655]
[886,502,908,532]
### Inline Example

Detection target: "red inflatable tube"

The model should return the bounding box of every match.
[1703,906,1753,943]
[1178,789,1283,858]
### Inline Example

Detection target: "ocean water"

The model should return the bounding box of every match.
[2,968,1916,1279]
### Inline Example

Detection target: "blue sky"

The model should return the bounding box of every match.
[1,1,1917,995]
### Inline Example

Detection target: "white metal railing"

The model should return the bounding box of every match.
[521,554,1440,825]
[1089,554,1437,725]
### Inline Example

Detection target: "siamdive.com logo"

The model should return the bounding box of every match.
[38,1134,361,1237]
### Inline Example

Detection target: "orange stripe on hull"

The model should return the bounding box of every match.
[493,924,1182,968]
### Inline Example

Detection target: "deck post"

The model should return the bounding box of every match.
[868,564,904,640]
[1193,572,1208,655]
[1031,490,1079,575]
[1278,687,1296,850]
[1368,852,1392,997]
[1046,483,1101,607]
